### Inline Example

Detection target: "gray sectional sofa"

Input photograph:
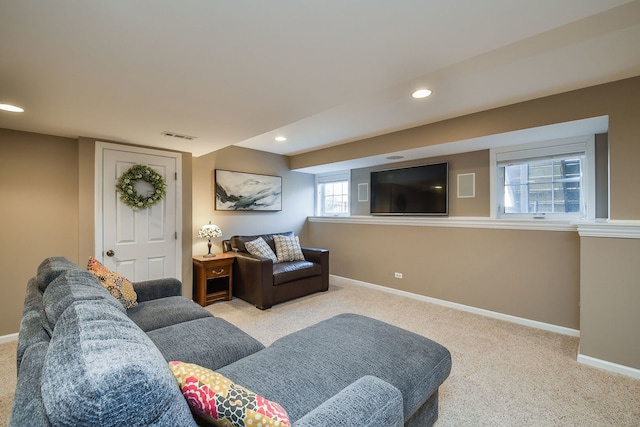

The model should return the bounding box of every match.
[11,257,452,426]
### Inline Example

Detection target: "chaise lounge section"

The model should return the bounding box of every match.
[11,257,451,426]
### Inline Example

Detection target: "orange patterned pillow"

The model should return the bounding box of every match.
[169,361,290,427]
[87,257,138,309]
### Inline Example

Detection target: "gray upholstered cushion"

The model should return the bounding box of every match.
[127,296,212,332]
[16,278,51,369]
[218,313,451,423]
[9,342,49,427]
[43,269,123,329]
[133,277,183,302]
[41,300,196,427]
[36,256,81,292]
[147,317,265,370]
[294,376,404,427]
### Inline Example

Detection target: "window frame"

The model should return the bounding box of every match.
[490,135,596,221]
[315,170,351,216]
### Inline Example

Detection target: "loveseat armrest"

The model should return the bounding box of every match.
[133,278,183,302]
[231,252,274,309]
[300,247,328,263]
[301,247,329,292]
[294,376,404,427]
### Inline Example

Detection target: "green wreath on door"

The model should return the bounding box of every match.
[115,164,167,210]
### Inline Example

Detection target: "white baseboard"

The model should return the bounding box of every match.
[577,354,640,379]
[330,274,580,337]
[0,333,18,344]
[333,275,640,378]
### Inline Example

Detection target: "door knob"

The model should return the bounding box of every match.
[106,250,115,257]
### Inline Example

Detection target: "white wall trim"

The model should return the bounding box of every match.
[0,333,18,344]
[331,275,580,337]
[310,215,577,232]
[576,220,640,239]
[577,354,640,379]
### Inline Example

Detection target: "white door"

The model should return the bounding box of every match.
[97,143,181,281]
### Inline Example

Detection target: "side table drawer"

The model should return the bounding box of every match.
[205,264,230,278]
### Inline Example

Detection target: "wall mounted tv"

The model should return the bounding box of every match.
[370,162,448,216]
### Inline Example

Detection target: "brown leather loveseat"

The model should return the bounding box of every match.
[223,232,329,309]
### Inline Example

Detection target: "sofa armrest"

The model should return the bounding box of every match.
[132,278,183,302]
[294,376,404,427]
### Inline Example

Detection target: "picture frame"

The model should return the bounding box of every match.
[215,169,282,211]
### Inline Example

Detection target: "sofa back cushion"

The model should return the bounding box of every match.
[41,300,196,426]
[43,269,124,330]
[36,256,81,292]
[17,278,52,370]
[230,231,294,254]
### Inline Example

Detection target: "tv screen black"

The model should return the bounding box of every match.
[370,162,448,215]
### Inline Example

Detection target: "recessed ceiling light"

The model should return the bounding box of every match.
[411,89,432,99]
[0,103,24,113]
[275,136,287,142]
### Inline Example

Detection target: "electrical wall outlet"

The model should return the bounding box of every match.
[394,272,403,279]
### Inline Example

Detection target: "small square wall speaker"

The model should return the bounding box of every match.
[457,173,475,198]
[358,183,369,202]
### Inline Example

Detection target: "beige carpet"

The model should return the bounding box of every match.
[1,281,639,426]
[0,340,16,427]
[205,282,640,427]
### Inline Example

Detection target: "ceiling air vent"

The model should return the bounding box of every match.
[162,131,197,141]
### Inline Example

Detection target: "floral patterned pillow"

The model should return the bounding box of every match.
[169,361,290,427]
[87,257,138,309]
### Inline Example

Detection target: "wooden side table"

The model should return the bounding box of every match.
[193,253,235,306]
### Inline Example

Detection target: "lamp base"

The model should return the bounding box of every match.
[204,239,215,257]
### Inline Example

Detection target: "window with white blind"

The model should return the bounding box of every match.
[316,171,350,216]
[490,136,595,220]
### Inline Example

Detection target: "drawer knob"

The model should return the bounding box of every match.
[211,269,224,275]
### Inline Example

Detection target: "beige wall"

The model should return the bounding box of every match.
[580,237,640,369]
[0,131,193,335]
[292,76,640,220]
[2,77,638,370]
[309,222,580,329]
[0,129,79,335]
[300,76,640,369]
[192,145,315,256]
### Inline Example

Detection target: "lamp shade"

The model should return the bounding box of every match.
[198,222,222,239]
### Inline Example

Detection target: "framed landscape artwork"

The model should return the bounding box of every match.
[215,169,282,211]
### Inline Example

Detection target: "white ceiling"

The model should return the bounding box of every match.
[1,1,639,167]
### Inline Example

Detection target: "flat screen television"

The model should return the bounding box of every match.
[370,162,448,216]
